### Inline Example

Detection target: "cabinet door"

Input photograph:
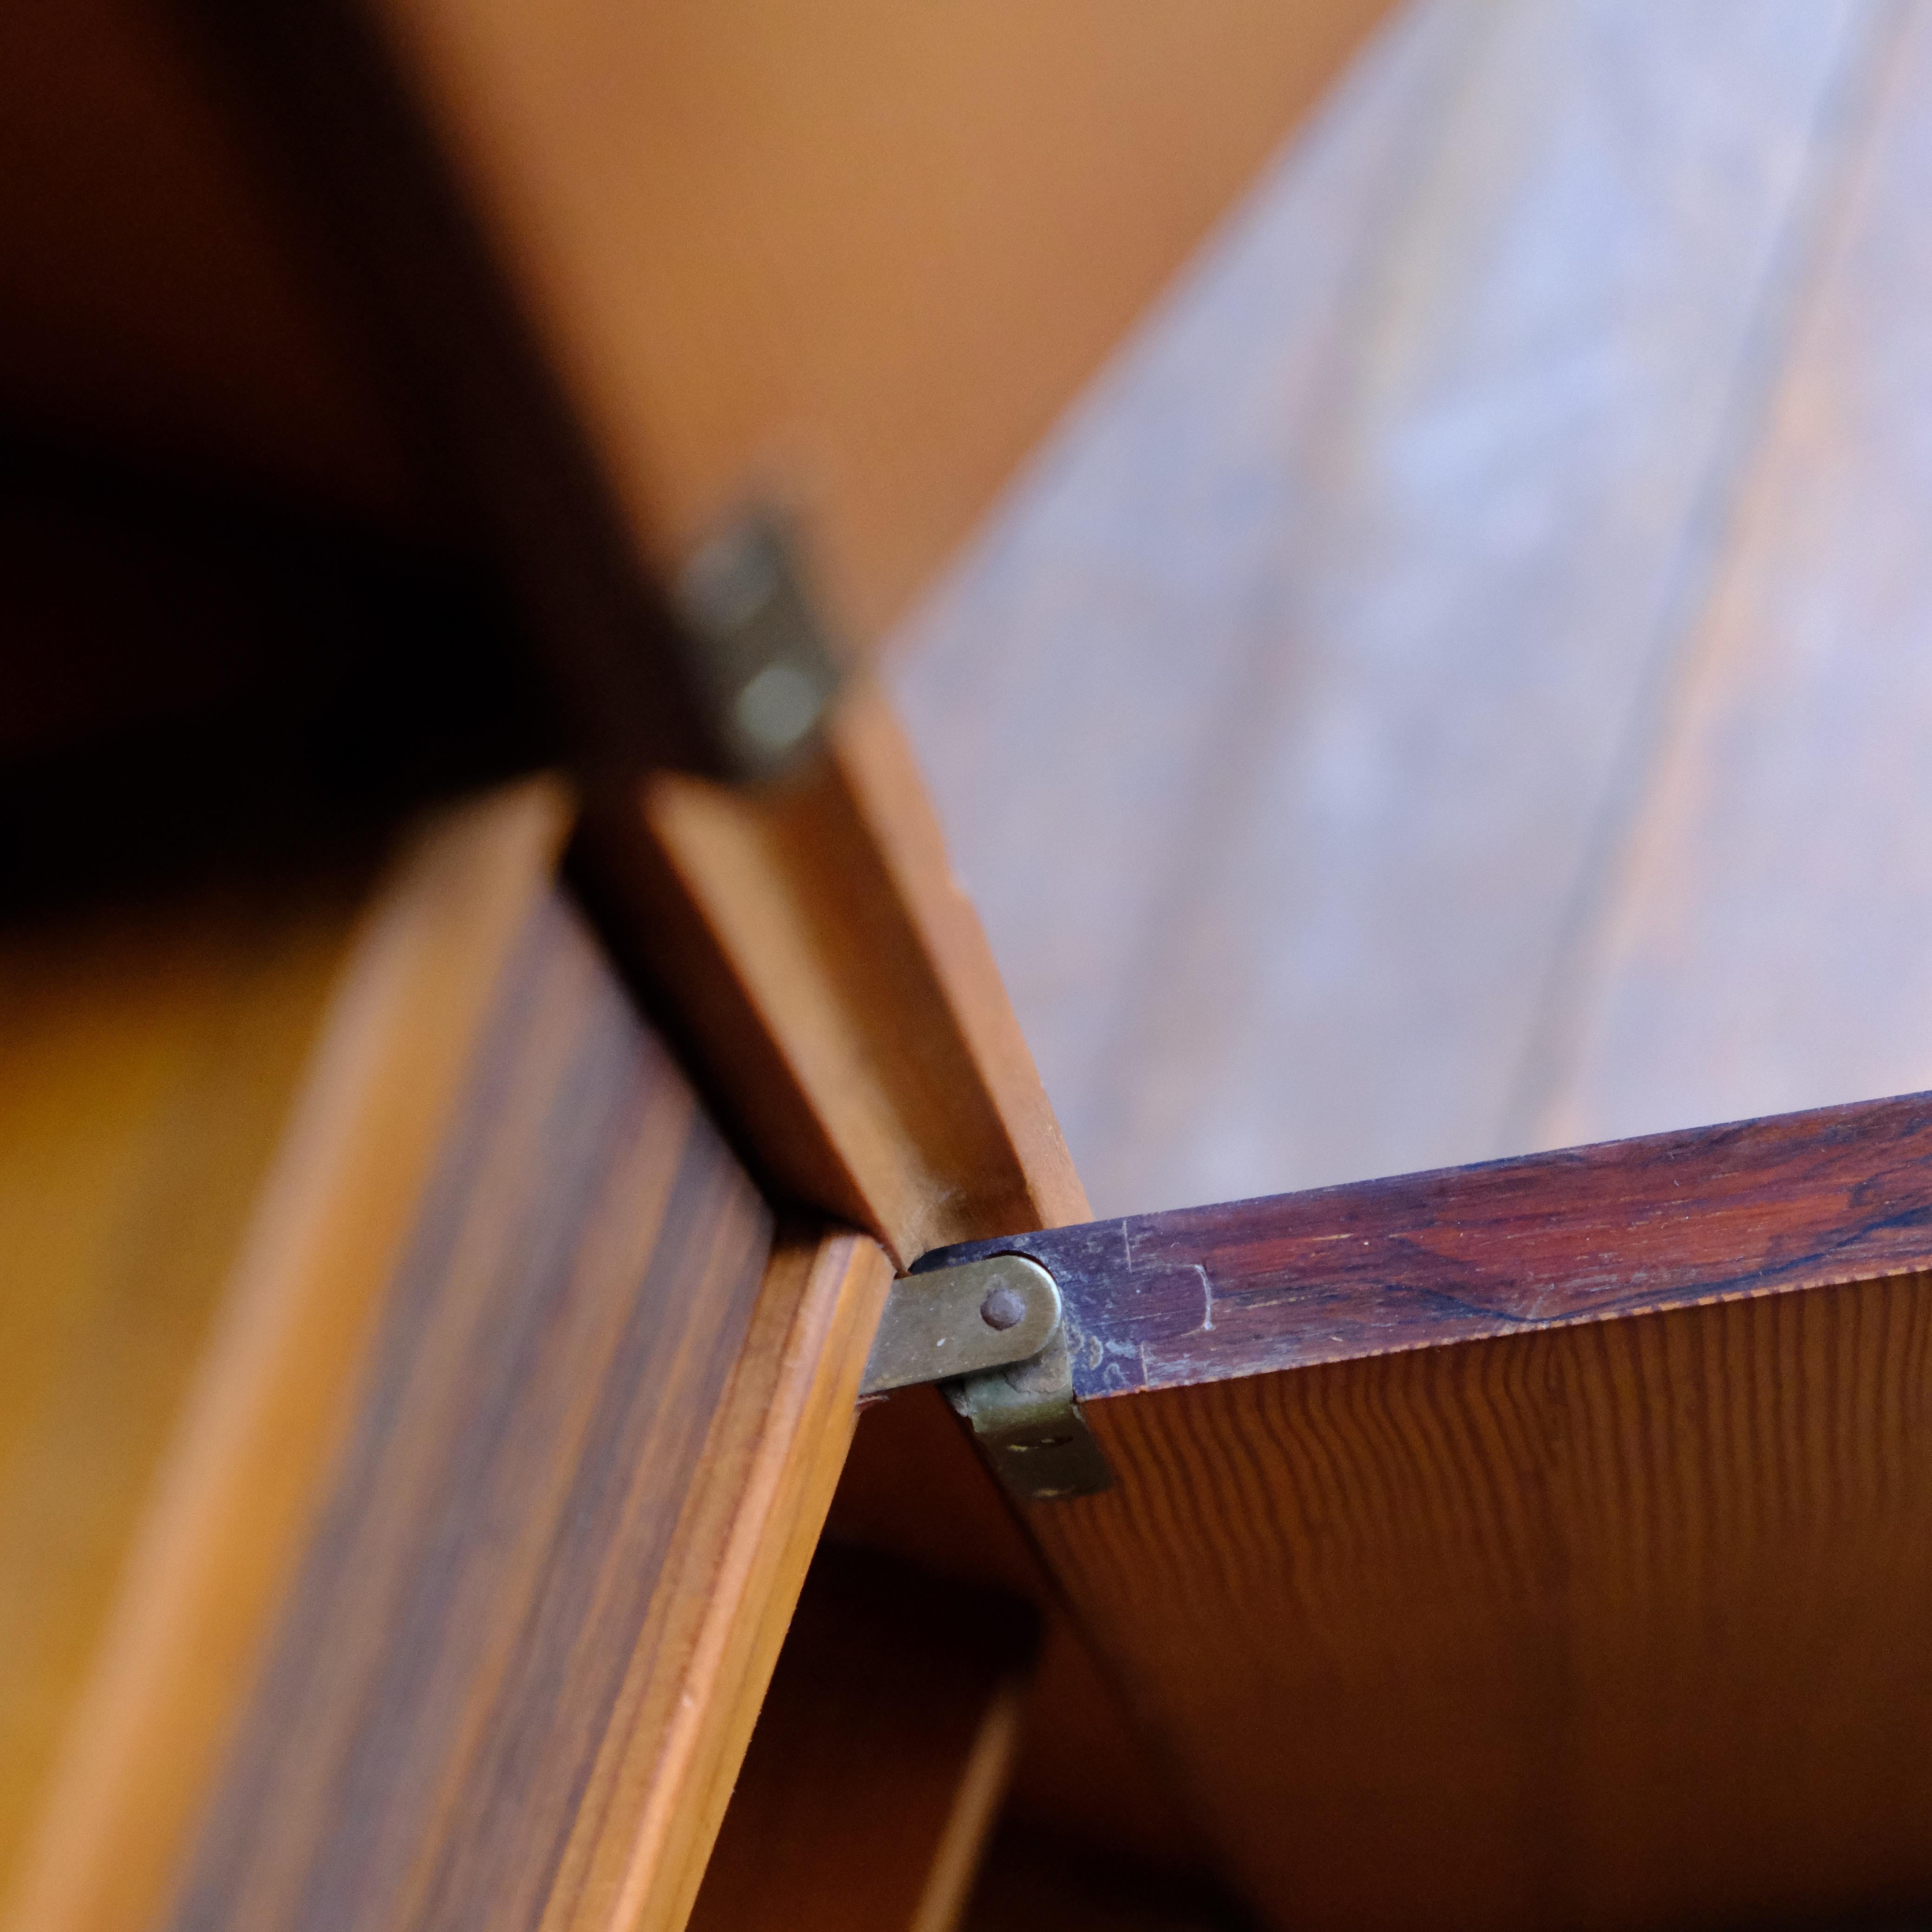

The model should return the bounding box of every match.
[0,785,891,1932]
[922,1091,1932,1932]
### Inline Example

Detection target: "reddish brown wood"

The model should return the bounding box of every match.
[947,1091,1932,1929]
[925,1090,1932,1396]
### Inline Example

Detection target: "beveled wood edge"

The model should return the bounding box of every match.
[581,678,1088,1271]
[570,1224,894,1932]
[1,778,571,1932]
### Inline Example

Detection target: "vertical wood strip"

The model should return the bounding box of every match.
[582,680,1088,1268]
[164,888,793,1930]
[4,779,569,1932]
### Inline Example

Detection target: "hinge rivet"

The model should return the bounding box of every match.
[979,1286,1027,1331]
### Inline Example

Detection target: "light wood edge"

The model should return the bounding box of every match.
[2,778,573,1932]
[636,680,1088,1267]
[908,1678,1027,1932]
[542,1224,893,1932]
[826,683,1089,1237]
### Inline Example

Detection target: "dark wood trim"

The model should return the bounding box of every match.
[922,1090,1932,1397]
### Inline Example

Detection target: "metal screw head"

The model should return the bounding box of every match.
[979,1284,1028,1332]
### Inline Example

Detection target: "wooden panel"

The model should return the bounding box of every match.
[891,0,1881,1215]
[1530,2,1932,1153]
[371,0,1397,634]
[1,0,1391,649]
[160,883,777,1932]
[580,680,1089,1268]
[936,1095,1932,1930]
[0,869,372,1892]
[0,781,568,1931]
[3,787,894,1932]
[935,1089,1932,1394]
[688,1548,1034,1932]
[2,0,1391,636]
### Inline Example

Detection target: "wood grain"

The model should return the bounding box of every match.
[969,1096,1932,1928]
[891,0,1880,1217]
[687,1548,1035,1932]
[1528,1,1932,1154]
[154,880,775,1932]
[579,679,1089,1269]
[1047,1282,1932,1931]
[3,780,569,1932]
[550,1224,891,1932]
[926,1088,1932,1396]
[4,785,894,1932]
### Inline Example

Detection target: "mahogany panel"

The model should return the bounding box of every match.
[954,1097,1932,1929]
[926,1090,1932,1391]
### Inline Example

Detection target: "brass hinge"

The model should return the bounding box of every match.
[673,509,846,784]
[860,1254,1113,1504]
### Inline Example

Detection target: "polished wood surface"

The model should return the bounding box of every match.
[4,782,569,1932]
[161,881,777,1932]
[894,0,1912,1216]
[581,681,1088,1269]
[689,1548,1034,1932]
[587,1224,891,1932]
[3,788,894,1932]
[927,1089,1932,1393]
[996,1097,1932,1930]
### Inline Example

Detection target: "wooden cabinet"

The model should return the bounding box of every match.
[7,4,1930,1930]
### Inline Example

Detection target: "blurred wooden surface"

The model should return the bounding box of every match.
[1532,0,1932,1151]
[373,0,1397,636]
[0,0,1393,634]
[1005,1097,1932,1929]
[1,790,894,1932]
[894,0,1931,1214]
[3,783,569,1932]
[688,1548,1033,1932]
[1,0,1397,1258]
[828,1385,1207,1880]
[0,868,370,1891]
